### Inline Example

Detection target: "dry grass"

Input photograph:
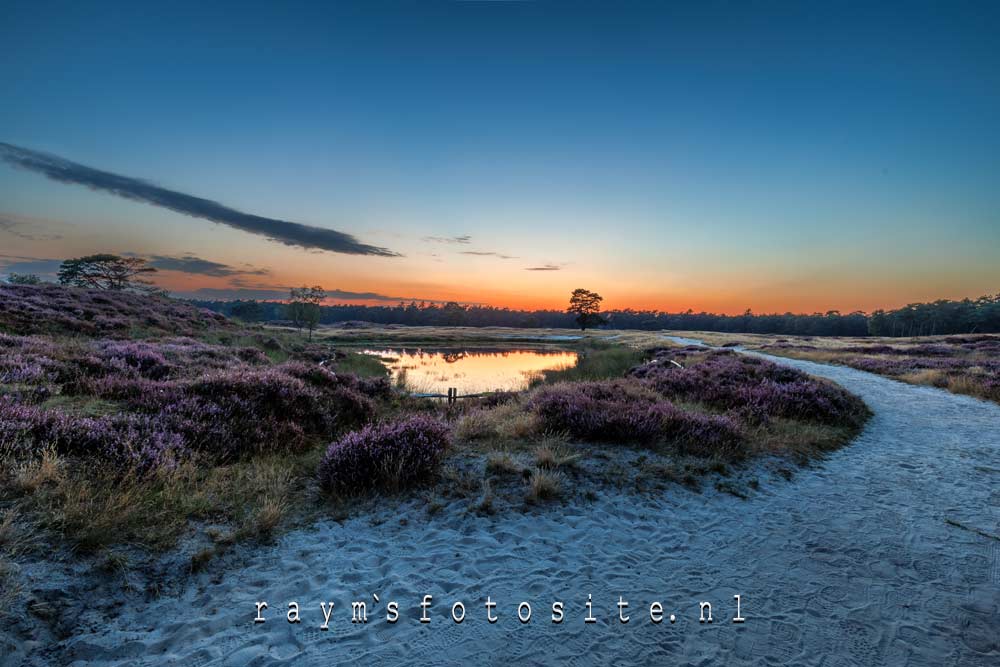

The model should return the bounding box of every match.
[485,452,523,476]
[12,447,65,495]
[526,468,563,503]
[0,509,31,616]
[744,418,859,460]
[310,324,665,348]
[900,369,950,388]
[474,479,495,515]
[2,448,317,553]
[236,496,288,541]
[534,444,579,470]
[455,402,541,445]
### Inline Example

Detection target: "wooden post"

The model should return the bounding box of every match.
[447,388,456,405]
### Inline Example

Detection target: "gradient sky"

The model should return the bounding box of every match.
[1,1,998,314]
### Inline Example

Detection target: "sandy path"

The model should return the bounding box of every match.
[33,347,1000,666]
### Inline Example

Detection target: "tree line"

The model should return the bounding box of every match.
[5,255,997,337]
[187,295,996,337]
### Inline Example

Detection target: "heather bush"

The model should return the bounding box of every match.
[316,416,451,493]
[278,361,390,400]
[94,340,173,379]
[632,350,867,427]
[0,283,232,337]
[526,380,746,457]
[527,380,665,442]
[669,413,743,458]
[0,396,189,475]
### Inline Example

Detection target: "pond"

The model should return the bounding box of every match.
[362,348,579,394]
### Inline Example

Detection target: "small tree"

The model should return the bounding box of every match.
[58,254,158,292]
[6,273,41,285]
[287,285,325,340]
[568,288,606,331]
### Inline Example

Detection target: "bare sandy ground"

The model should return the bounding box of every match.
[7,345,1000,666]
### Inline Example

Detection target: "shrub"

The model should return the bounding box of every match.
[317,416,451,494]
[94,341,173,379]
[0,396,189,475]
[527,380,667,442]
[668,413,743,458]
[634,350,867,427]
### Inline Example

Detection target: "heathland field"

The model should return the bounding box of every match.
[2,285,999,664]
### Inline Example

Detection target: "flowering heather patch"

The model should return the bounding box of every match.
[0,396,189,475]
[631,350,868,428]
[528,380,663,442]
[316,416,451,493]
[0,290,393,470]
[0,284,230,338]
[279,361,392,400]
[527,380,745,457]
[132,365,379,460]
[762,335,1000,405]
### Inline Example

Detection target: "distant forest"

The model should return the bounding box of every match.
[191,292,1000,337]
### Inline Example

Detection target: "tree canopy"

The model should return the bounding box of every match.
[286,285,326,339]
[57,254,159,293]
[567,288,606,330]
[191,291,1000,338]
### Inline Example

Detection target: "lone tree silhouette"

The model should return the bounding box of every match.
[568,288,606,331]
[287,285,326,340]
[58,254,159,293]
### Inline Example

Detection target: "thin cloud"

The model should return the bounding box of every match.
[460,251,518,259]
[525,264,561,271]
[176,286,449,303]
[147,254,269,277]
[423,235,472,244]
[0,142,399,257]
[0,213,64,241]
[0,254,63,278]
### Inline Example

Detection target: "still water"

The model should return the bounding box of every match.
[363,348,578,394]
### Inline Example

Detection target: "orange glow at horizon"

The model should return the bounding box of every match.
[150,266,999,316]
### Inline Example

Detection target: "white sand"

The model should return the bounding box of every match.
[6,349,999,666]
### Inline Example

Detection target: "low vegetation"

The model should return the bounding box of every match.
[316,416,450,494]
[0,283,391,556]
[0,283,872,575]
[456,347,868,462]
[751,335,1000,405]
[531,340,644,384]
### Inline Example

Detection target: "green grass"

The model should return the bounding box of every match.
[327,351,391,378]
[532,344,644,384]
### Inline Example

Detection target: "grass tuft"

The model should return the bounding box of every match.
[526,468,563,503]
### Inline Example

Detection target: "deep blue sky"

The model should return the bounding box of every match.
[1,1,998,311]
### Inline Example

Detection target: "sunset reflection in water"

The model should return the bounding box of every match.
[363,348,579,394]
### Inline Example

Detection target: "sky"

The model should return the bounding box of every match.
[1,0,998,314]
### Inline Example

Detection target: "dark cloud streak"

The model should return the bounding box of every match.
[423,235,471,244]
[147,254,269,277]
[177,286,448,303]
[0,142,398,257]
[460,251,517,259]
